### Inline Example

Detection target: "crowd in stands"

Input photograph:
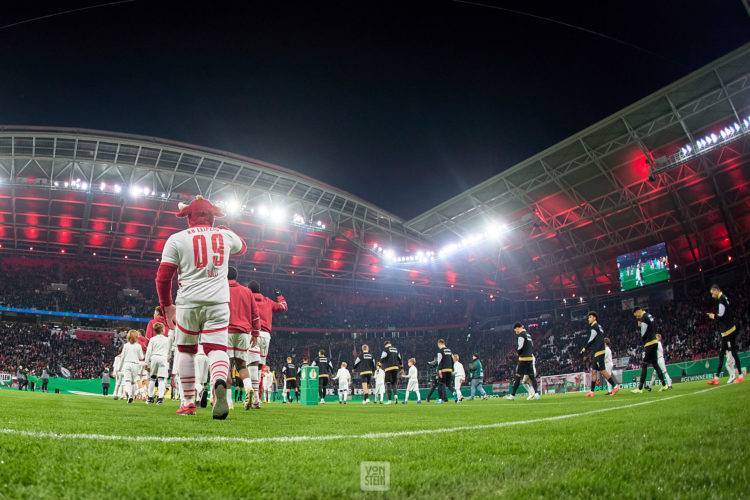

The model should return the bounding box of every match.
[0,321,119,380]
[0,254,747,385]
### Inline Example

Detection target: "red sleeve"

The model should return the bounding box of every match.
[250,291,261,336]
[272,295,288,313]
[155,262,178,309]
[145,320,155,339]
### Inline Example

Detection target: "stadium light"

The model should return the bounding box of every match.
[64,182,69,188]
[270,207,286,223]
[257,205,269,218]
[114,185,121,193]
[81,182,88,191]
[225,199,241,216]
[129,186,140,197]
[659,116,750,174]
[292,213,305,225]
[100,182,106,191]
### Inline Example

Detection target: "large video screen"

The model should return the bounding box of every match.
[617,242,670,292]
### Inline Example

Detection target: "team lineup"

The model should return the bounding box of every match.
[110,196,745,417]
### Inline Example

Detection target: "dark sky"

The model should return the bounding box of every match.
[2,1,748,219]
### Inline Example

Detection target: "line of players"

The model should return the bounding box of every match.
[279,339,490,405]
[503,283,744,401]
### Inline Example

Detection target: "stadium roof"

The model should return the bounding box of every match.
[406,42,750,298]
[0,43,749,296]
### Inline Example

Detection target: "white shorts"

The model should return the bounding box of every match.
[149,355,169,379]
[375,384,385,395]
[227,332,250,362]
[123,362,139,384]
[175,303,230,349]
[194,353,210,385]
[248,331,271,364]
[406,380,419,391]
[605,362,614,374]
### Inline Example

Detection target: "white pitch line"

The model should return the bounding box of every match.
[0,385,728,445]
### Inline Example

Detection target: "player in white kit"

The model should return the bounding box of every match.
[112,348,123,400]
[145,322,172,405]
[155,196,246,419]
[648,334,673,390]
[262,365,275,403]
[453,354,465,402]
[116,330,144,403]
[333,362,351,404]
[401,358,421,404]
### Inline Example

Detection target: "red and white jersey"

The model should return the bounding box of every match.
[145,317,168,339]
[253,292,288,333]
[161,225,245,307]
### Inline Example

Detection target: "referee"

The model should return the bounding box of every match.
[631,307,669,393]
[504,323,539,401]
[707,284,744,385]
[581,312,619,397]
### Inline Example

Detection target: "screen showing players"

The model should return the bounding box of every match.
[617,242,670,291]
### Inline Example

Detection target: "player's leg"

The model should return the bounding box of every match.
[175,306,201,414]
[727,332,744,382]
[255,331,271,405]
[657,356,672,388]
[726,349,737,383]
[587,368,598,396]
[199,303,232,419]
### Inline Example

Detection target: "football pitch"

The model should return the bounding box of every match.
[1,381,748,499]
[619,267,671,291]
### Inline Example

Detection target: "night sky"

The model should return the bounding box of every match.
[2,1,748,220]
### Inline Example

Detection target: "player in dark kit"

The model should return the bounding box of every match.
[380,341,403,404]
[581,312,620,397]
[631,307,669,393]
[353,344,376,404]
[425,364,440,402]
[432,339,453,404]
[311,350,334,403]
[504,323,540,401]
[282,357,298,403]
[707,284,744,385]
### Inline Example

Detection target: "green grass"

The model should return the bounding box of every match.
[619,267,671,291]
[0,381,748,499]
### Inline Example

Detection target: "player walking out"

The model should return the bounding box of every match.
[144,322,172,405]
[504,323,540,401]
[380,341,403,404]
[431,339,453,404]
[631,307,668,393]
[647,334,672,390]
[353,344,375,404]
[581,313,619,397]
[312,350,334,403]
[155,195,246,419]
[401,358,421,404]
[225,266,261,410]
[333,362,351,404]
[249,281,288,408]
[707,284,744,385]
[262,365,275,403]
[282,357,298,403]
